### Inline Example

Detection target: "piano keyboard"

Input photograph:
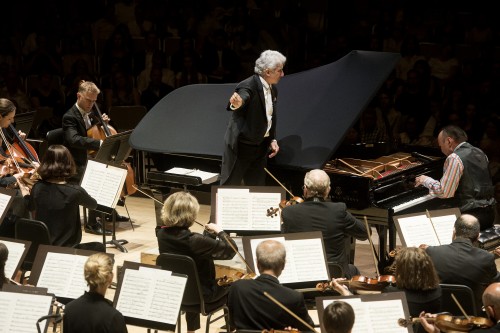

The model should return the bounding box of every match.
[392,194,434,213]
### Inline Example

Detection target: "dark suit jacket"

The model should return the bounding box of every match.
[63,291,128,333]
[62,105,100,174]
[426,238,500,312]
[281,198,368,277]
[228,274,315,331]
[471,323,500,333]
[220,74,277,184]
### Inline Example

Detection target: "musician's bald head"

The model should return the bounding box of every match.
[453,214,480,241]
[304,169,331,199]
[256,239,286,276]
[482,283,500,321]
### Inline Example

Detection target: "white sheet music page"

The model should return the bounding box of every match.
[0,191,12,218]
[36,252,88,299]
[80,159,127,208]
[431,214,457,245]
[216,189,281,231]
[1,240,25,280]
[396,214,440,247]
[0,291,52,333]
[279,238,329,284]
[116,268,187,324]
[322,298,407,333]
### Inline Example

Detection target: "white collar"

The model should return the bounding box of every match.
[259,76,271,91]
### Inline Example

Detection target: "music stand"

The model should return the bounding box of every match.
[93,130,133,253]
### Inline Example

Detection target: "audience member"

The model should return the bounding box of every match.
[63,253,128,333]
[140,66,174,111]
[103,68,140,111]
[201,29,241,83]
[100,24,134,77]
[136,49,174,93]
[228,239,315,331]
[175,53,207,88]
[421,214,500,314]
[156,191,237,333]
[281,169,367,278]
[0,67,32,114]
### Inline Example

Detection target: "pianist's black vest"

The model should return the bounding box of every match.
[454,142,496,212]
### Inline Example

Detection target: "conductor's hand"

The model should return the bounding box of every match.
[229,92,243,109]
[269,140,279,158]
[415,175,429,187]
[205,223,223,235]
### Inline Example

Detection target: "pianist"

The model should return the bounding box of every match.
[220,50,286,186]
[415,125,496,230]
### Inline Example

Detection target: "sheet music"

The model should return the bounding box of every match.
[36,252,88,299]
[0,191,12,219]
[396,215,440,247]
[116,268,187,324]
[431,215,457,245]
[165,167,219,184]
[249,237,328,283]
[1,240,25,279]
[216,189,281,231]
[322,298,407,333]
[80,159,127,208]
[0,292,53,333]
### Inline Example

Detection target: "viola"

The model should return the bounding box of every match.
[216,271,256,286]
[316,275,396,292]
[398,314,494,332]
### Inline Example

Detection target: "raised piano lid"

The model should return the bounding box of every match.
[129,50,401,170]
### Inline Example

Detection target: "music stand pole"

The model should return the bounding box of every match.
[106,211,128,253]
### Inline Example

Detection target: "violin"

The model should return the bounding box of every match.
[316,275,396,292]
[279,196,304,209]
[398,314,494,332]
[217,271,257,286]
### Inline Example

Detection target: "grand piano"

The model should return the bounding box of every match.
[129,50,445,267]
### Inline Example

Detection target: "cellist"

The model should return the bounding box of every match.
[61,80,126,236]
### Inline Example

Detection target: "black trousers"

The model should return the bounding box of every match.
[463,204,496,231]
[224,139,270,186]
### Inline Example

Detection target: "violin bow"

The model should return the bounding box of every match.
[425,209,440,245]
[0,129,23,172]
[451,293,471,320]
[264,167,295,198]
[363,216,380,277]
[221,233,256,275]
[263,291,319,333]
[132,184,205,228]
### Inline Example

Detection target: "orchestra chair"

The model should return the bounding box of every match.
[328,262,345,278]
[439,283,478,316]
[14,218,52,284]
[156,253,231,333]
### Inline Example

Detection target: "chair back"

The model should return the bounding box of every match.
[46,128,64,146]
[15,218,52,266]
[108,105,148,132]
[328,262,345,278]
[156,253,205,307]
[439,283,478,316]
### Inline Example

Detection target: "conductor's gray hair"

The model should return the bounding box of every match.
[254,50,286,75]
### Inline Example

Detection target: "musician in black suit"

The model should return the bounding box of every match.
[421,214,500,313]
[62,80,120,235]
[420,282,500,333]
[220,50,286,186]
[281,169,368,278]
[228,239,315,331]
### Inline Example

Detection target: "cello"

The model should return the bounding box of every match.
[86,104,137,197]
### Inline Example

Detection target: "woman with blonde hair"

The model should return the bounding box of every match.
[63,253,127,333]
[156,191,237,333]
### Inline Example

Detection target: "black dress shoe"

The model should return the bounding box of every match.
[106,213,130,222]
[84,223,112,236]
